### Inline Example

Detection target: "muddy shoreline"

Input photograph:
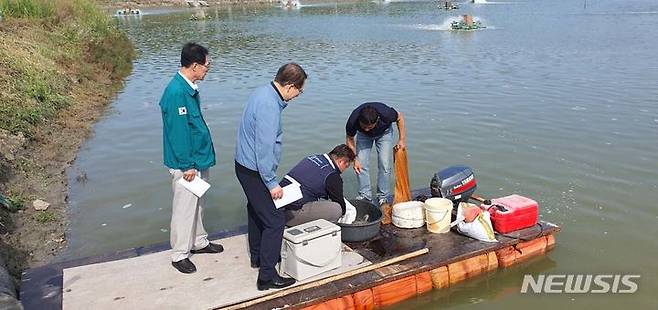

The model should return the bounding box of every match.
[0,1,135,296]
[0,78,127,291]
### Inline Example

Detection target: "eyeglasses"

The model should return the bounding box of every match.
[289,84,304,94]
[197,62,211,70]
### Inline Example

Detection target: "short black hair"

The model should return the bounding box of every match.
[181,42,209,68]
[329,144,356,162]
[357,105,379,126]
[274,63,307,89]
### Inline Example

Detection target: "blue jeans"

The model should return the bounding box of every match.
[356,126,393,203]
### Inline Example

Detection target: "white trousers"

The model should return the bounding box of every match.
[169,169,210,262]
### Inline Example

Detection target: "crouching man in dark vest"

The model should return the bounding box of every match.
[280,144,356,226]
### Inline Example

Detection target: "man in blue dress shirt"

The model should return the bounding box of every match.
[235,63,307,290]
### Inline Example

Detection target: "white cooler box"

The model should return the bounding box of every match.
[278,219,342,281]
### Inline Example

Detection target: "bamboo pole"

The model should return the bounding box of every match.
[219,248,430,310]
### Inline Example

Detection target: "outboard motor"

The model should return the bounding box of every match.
[430,165,477,204]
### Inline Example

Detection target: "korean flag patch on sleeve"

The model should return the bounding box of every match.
[178,106,187,116]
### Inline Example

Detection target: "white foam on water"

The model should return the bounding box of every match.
[587,11,658,16]
[280,0,301,10]
[440,16,464,30]
[413,16,473,31]
[114,14,146,17]
[374,0,416,3]
[122,203,132,209]
[295,3,339,8]
[409,24,443,31]
[472,0,517,4]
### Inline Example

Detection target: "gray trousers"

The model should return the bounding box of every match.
[169,169,210,262]
[285,200,342,227]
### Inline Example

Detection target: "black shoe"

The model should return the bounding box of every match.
[172,258,196,274]
[257,274,296,291]
[191,243,224,254]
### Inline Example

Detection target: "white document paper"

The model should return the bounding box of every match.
[177,175,211,198]
[274,184,303,209]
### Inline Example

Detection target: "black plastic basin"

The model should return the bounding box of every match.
[338,199,382,242]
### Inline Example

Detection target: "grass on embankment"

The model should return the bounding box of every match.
[0,0,134,137]
[0,0,135,289]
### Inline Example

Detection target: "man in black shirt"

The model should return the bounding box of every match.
[345,102,406,206]
[280,144,355,226]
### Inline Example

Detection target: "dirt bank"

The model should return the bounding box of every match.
[0,0,135,294]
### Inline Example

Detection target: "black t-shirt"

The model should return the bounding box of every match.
[345,102,398,137]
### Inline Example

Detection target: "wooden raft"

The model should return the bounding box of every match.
[247,221,559,310]
[21,186,560,310]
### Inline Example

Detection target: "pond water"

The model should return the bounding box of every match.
[64,0,657,308]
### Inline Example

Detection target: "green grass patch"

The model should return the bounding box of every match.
[0,0,55,19]
[0,0,134,137]
[33,210,57,223]
[0,192,28,212]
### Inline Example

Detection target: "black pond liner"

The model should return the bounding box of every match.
[338,199,382,242]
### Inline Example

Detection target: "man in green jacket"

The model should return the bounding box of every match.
[159,43,223,274]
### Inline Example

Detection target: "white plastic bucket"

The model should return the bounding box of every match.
[424,198,453,233]
[392,201,425,229]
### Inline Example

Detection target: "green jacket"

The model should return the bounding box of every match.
[159,73,216,171]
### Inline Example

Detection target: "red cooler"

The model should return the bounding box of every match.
[481,194,538,233]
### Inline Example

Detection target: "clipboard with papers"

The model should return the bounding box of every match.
[176,174,211,197]
[274,175,303,209]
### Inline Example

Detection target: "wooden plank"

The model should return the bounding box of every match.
[447,254,489,285]
[429,266,450,289]
[253,294,299,310]
[495,246,518,268]
[546,234,556,251]
[302,295,355,310]
[495,235,552,268]
[372,275,418,308]
[486,251,499,271]
[220,249,429,310]
[415,272,433,295]
[293,282,341,304]
[352,289,374,310]
[374,263,414,278]
[299,267,383,308]
[514,236,547,262]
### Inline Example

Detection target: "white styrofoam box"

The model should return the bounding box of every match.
[279,219,342,280]
[392,201,426,228]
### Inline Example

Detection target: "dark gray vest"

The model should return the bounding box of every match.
[286,154,339,207]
